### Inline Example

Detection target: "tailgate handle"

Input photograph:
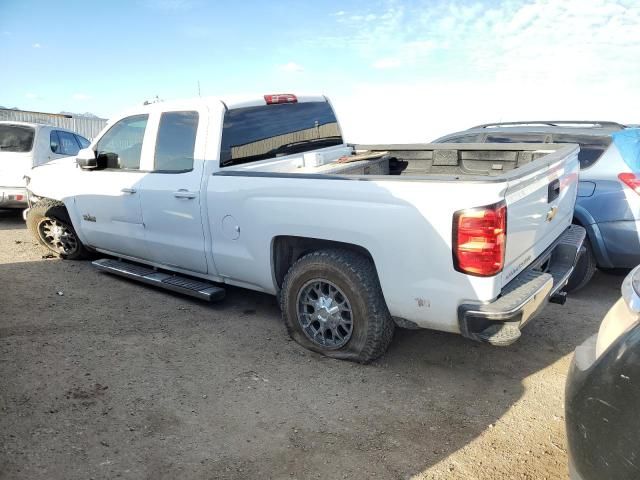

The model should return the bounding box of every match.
[548,179,560,203]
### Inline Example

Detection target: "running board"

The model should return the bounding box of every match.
[92,258,225,302]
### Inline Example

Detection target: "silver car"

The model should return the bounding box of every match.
[433,121,640,291]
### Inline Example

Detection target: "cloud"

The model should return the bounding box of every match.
[32,43,41,48]
[322,0,640,142]
[372,58,402,69]
[332,10,346,16]
[2,31,10,36]
[72,93,92,101]
[25,93,41,100]
[279,62,304,73]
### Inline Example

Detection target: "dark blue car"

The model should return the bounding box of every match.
[433,121,640,291]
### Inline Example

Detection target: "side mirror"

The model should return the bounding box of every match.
[76,148,97,169]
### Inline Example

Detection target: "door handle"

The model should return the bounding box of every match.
[174,189,197,199]
[121,187,137,194]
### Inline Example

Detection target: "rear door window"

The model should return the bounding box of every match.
[484,133,550,143]
[154,111,199,172]
[220,101,343,167]
[551,134,611,169]
[0,124,35,153]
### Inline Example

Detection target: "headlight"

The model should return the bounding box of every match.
[595,265,640,358]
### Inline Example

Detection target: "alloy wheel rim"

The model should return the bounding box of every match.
[38,218,78,255]
[297,279,353,349]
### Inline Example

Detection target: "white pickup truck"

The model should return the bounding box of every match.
[24,94,585,362]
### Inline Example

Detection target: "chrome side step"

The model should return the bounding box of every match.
[92,258,225,302]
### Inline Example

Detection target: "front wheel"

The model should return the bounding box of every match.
[280,249,394,363]
[26,200,90,260]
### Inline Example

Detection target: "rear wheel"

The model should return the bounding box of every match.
[280,249,394,363]
[565,238,596,292]
[27,199,90,260]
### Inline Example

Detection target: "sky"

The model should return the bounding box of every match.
[1,0,639,142]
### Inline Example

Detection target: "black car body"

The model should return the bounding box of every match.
[565,265,640,479]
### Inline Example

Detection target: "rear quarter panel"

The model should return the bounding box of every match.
[207,174,507,332]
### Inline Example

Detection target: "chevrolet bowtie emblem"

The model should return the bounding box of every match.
[546,206,558,222]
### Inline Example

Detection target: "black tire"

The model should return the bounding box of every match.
[26,199,91,260]
[280,249,394,363]
[565,238,597,292]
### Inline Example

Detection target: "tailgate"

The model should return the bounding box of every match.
[500,144,580,288]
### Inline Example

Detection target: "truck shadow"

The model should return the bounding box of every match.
[0,255,622,479]
[0,209,25,230]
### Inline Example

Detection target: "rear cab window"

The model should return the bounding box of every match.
[0,124,35,153]
[220,101,343,167]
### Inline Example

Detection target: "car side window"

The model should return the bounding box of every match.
[76,135,90,149]
[441,134,480,143]
[484,134,549,143]
[550,134,611,169]
[50,131,60,153]
[96,115,148,170]
[154,111,198,172]
[57,131,81,156]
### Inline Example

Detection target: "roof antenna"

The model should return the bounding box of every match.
[197,80,201,97]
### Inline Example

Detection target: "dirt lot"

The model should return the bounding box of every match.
[0,209,624,480]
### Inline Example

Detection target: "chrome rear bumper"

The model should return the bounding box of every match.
[458,225,586,346]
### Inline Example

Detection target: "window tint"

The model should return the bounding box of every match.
[485,133,549,143]
[0,124,35,153]
[96,115,148,170]
[154,111,198,172]
[220,102,342,167]
[57,131,81,156]
[50,131,60,153]
[441,134,480,143]
[551,134,611,169]
[76,135,90,149]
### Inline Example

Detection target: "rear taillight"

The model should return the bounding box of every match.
[619,172,640,195]
[453,202,507,277]
[264,94,297,104]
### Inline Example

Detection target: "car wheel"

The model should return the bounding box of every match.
[565,238,597,293]
[26,199,90,260]
[280,249,394,363]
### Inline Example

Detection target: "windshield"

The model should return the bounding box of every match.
[0,124,35,153]
[220,102,343,167]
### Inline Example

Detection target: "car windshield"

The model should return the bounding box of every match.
[0,124,35,153]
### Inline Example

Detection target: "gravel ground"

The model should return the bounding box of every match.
[0,209,624,480]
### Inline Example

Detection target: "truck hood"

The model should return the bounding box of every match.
[32,155,78,169]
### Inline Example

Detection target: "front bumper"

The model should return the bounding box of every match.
[0,187,28,209]
[458,224,586,346]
